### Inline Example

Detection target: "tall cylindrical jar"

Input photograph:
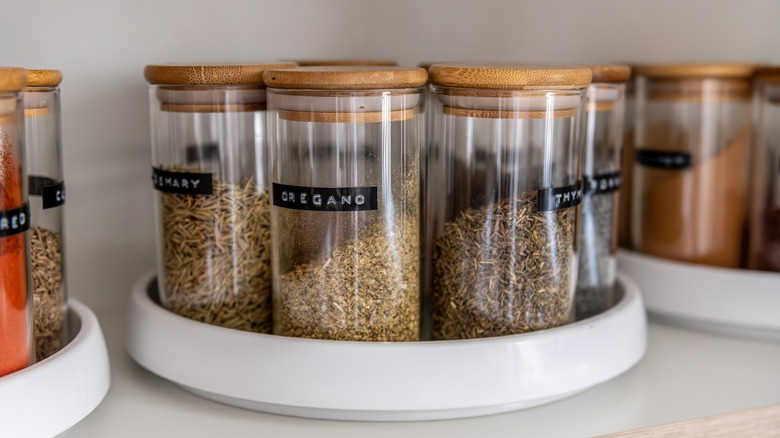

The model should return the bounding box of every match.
[265,66,427,341]
[617,67,635,248]
[428,63,591,340]
[749,67,780,271]
[576,65,630,319]
[632,64,754,268]
[23,69,68,360]
[144,63,294,333]
[0,67,32,376]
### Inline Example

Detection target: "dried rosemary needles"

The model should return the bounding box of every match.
[433,191,575,340]
[31,226,65,360]
[161,173,272,333]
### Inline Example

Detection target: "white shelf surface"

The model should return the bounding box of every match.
[63,307,780,437]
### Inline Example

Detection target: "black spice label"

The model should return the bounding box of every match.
[273,183,378,212]
[636,150,692,169]
[537,182,582,212]
[584,171,622,196]
[152,167,213,195]
[29,176,65,209]
[0,204,30,238]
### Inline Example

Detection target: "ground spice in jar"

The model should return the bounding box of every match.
[31,226,64,360]
[161,167,272,333]
[0,129,30,375]
[432,191,575,340]
[636,127,750,267]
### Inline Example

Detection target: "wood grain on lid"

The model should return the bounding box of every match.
[590,65,631,83]
[634,64,755,79]
[0,67,27,92]
[429,63,592,90]
[144,63,297,85]
[26,70,62,87]
[289,59,398,67]
[755,66,780,82]
[263,66,428,90]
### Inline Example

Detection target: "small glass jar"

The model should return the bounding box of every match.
[265,66,427,341]
[145,62,294,333]
[428,63,590,340]
[632,64,754,268]
[0,67,32,376]
[23,69,68,360]
[617,68,635,248]
[749,67,780,271]
[576,65,630,319]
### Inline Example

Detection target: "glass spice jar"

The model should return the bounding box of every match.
[428,63,591,340]
[23,69,68,360]
[632,64,754,268]
[0,67,32,376]
[617,67,635,249]
[144,62,294,333]
[265,66,427,342]
[575,65,630,320]
[749,67,780,272]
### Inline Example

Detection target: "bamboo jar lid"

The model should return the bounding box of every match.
[144,63,296,86]
[26,70,62,87]
[633,64,755,79]
[429,63,592,90]
[755,66,780,82]
[0,68,27,92]
[289,59,397,67]
[590,65,631,83]
[263,66,428,90]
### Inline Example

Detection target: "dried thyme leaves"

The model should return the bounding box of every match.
[432,192,575,340]
[161,174,272,333]
[576,193,617,319]
[31,226,64,360]
[276,216,420,341]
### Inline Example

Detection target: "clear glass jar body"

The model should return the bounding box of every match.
[0,90,32,375]
[429,86,585,340]
[268,88,423,342]
[576,83,625,319]
[618,81,635,248]
[632,77,751,268]
[23,85,68,360]
[148,85,272,333]
[749,80,780,271]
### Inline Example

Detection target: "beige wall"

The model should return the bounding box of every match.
[2,0,778,310]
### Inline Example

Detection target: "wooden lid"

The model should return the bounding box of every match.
[289,59,397,67]
[634,64,755,79]
[144,63,296,85]
[263,66,428,90]
[429,63,592,90]
[590,65,631,83]
[26,69,62,87]
[0,67,27,92]
[755,66,780,82]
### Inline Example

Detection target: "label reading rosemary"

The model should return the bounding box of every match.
[152,167,213,195]
[537,183,583,212]
[584,172,622,196]
[0,204,30,237]
[273,183,378,212]
[29,176,65,209]
[636,150,692,169]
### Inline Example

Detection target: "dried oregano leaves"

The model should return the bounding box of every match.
[433,192,575,340]
[161,172,272,333]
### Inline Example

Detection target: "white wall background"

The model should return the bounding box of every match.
[2,0,779,311]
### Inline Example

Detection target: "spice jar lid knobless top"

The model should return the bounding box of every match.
[755,66,780,82]
[0,67,28,92]
[589,65,631,83]
[287,59,398,67]
[428,63,593,90]
[25,70,62,87]
[144,63,297,86]
[262,66,429,90]
[633,63,755,79]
